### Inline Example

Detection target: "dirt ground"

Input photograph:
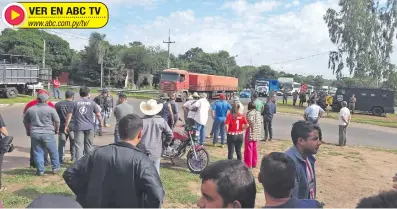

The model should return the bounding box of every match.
[205,139,397,208]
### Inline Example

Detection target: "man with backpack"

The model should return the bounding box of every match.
[182,92,200,127]
[94,88,114,129]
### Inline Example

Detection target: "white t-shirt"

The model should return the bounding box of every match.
[339,107,351,125]
[183,100,197,119]
[193,98,210,125]
[304,104,324,118]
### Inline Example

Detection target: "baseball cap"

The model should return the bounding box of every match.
[118,92,127,99]
[37,89,49,95]
[220,94,226,100]
[65,90,75,98]
[37,93,49,103]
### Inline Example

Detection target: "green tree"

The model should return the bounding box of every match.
[324,0,397,79]
[0,29,73,76]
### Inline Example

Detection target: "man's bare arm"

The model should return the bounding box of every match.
[0,127,8,137]
[95,112,103,128]
[64,113,72,132]
[54,122,60,134]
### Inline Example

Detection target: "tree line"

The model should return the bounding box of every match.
[0,23,396,92]
[0,29,337,89]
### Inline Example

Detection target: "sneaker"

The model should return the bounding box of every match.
[0,186,7,192]
[52,168,61,174]
[218,144,224,148]
[36,171,44,176]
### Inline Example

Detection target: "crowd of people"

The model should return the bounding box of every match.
[0,86,395,208]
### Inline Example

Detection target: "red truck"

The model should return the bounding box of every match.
[160,68,238,102]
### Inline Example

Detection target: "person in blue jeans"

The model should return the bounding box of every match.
[211,94,231,147]
[23,93,61,175]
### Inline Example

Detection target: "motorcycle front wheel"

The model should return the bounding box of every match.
[186,147,210,174]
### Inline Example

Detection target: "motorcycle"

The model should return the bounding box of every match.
[162,118,210,174]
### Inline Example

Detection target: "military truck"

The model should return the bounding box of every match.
[0,63,50,98]
[331,87,395,116]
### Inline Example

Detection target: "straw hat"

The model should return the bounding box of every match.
[140,99,164,116]
[192,92,200,98]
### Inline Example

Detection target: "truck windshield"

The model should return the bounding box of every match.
[161,73,179,81]
[282,82,293,91]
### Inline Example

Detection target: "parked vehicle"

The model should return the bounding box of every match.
[329,87,337,96]
[159,68,238,102]
[162,118,210,174]
[0,64,49,98]
[267,79,280,94]
[255,79,269,97]
[331,87,395,116]
[281,81,301,96]
[276,90,284,96]
[239,89,251,98]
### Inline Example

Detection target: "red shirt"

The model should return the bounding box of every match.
[225,113,248,134]
[53,79,60,88]
[23,99,55,114]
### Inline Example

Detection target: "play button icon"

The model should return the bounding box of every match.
[2,3,27,27]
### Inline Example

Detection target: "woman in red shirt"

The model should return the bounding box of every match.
[225,103,249,160]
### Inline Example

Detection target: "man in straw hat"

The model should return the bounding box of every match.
[182,92,200,127]
[137,99,173,175]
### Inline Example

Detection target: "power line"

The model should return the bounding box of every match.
[268,51,330,65]
[45,29,89,40]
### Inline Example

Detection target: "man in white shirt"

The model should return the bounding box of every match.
[192,93,210,145]
[182,93,200,127]
[304,102,325,125]
[338,101,351,146]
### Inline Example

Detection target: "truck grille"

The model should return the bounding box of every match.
[160,81,175,92]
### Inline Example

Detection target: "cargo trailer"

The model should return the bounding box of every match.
[0,64,49,98]
[160,68,238,102]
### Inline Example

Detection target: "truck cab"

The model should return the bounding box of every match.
[160,69,189,101]
[255,79,269,97]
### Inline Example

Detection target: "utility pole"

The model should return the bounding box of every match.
[43,39,50,92]
[163,29,175,68]
[42,39,46,68]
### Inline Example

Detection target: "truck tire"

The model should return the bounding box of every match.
[371,106,384,116]
[6,87,18,99]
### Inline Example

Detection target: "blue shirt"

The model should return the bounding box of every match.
[212,100,232,122]
[285,146,317,200]
[263,102,277,120]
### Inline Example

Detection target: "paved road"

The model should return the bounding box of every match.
[2,95,397,171]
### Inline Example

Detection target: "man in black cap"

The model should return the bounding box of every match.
[113,93,134,143]
[94,88,114,129]
[63,114,164,208]
[55,90,76,163]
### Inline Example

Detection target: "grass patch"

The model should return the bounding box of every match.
[4,139,397,208]
[274,100,397,128]
[0,96,35,105]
